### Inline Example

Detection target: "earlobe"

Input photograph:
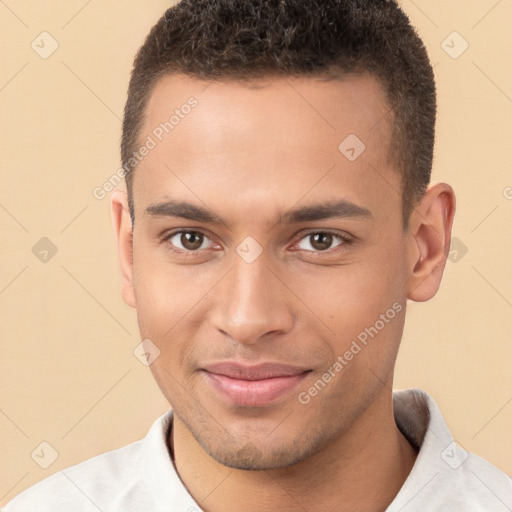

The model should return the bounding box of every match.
[110,189,136,308]
[407,183,456,302]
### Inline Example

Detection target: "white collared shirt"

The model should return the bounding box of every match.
[4,389,512,511]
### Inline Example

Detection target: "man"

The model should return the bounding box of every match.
[4,0,511,510]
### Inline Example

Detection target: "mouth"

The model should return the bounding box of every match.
[201,362,311,407]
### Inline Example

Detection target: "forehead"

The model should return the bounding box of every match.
[133,73,399,225]
[143,72,391,141]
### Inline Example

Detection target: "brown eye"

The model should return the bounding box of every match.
[310,233,333,251]
[181,232,203,250]
[168,231,209,251]
[297,232,345,252]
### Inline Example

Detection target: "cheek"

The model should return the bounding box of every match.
[132,243,206,333]
[131,245,218,377]
[293,239,407,357]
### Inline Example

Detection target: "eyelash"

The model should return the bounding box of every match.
[160,229,353,256]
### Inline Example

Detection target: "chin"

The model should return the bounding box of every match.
[205,443,301,471]
[194,428,329,471]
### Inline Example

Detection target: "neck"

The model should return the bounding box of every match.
[170,386,417,512]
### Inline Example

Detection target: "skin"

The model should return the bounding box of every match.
[111,73,455,511]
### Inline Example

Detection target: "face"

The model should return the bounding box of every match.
[126,73,412,469]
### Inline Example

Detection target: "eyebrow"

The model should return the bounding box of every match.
[145,199,372,226]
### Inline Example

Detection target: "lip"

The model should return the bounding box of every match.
[201,362,311,406]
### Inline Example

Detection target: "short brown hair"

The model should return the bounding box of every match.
[121,0,436,226]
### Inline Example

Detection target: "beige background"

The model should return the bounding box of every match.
[0,0,511,505]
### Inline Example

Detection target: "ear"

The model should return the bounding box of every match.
[406,183,456,302]
[110,189,136,308]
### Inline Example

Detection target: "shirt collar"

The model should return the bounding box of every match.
[388,388,457,510]
[139,408,201,512]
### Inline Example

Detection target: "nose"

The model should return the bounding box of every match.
[211,253,295,345]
